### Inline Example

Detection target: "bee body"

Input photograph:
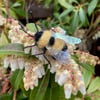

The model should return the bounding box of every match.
[34,30,68,52]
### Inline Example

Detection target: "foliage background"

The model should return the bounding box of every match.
[0,0,100,100]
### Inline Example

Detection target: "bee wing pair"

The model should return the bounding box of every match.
[47,32,81,64]
[52,32,81,45]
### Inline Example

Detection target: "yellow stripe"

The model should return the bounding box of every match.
[52,38,65,50]
[37,30,51,48]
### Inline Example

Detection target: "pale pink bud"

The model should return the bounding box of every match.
[72,85,77,95]
[24,83,30,91]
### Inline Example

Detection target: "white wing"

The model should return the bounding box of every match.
[52,32,81,44]
[47,48,70,64]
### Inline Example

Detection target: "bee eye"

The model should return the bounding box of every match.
[34,31,43,42]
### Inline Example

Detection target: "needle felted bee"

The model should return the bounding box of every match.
[21,12,81,67]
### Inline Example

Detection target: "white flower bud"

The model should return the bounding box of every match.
[24,47,31,54]
[64,82,72,99]
[50,62,60,73]
[18,58,25,69]
[4,57,10,68]
[32,75,38,87]
[77,81,86,95]
[10,58,19,71]
[33,67,42,78]
[72,85,77,95]
[39,65,45,76]
[55,70,70,86]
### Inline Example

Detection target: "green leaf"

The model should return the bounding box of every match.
[84,15,89,27]
[12,2,21,8]
[87,77,100,93]
[79,7,86,25]
[0,94,11,100]
[9,9,18,19]
[10,69,24,90]
[80,63,94,74]
[30,69,50,100]
[0,90,13,100]
[0,43,25,56]
[70,11,79,34]
[83,69,92,88]
[70,0,79,4]
[1,8,7,14]
[88,0,98,16]
[13,8,25,17]
[44,0,52,7]
[58,0,73,9]
[16,91,28,100]
[43,86,66,100]
[51,86,66,100]
[59,8,74,18]
[26,23,41,32]
[44,73,69,100]
[0,33,9,45]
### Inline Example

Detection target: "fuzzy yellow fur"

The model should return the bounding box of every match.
[37,30,51,48]
[52,38,65,50]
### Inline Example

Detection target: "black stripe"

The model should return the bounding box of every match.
[62,45,68,51]
[48,37,55,46]
[34,31,43,42]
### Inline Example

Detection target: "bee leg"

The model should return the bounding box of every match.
[24,44,36,49]
[43,54,52,68]
[32,52,44,56]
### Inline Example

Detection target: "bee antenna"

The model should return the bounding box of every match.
[29,10,39,32]
[19,22,34,38]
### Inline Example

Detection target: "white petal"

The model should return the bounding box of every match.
[72,86,78,95]
[39,66,45,76]
[34,78,38,87]
[4,57,10,68]
[38,55,47,64]
[24,62,30,70]
[24,48,31,54]
[18,58,25,69]
[50,62,60,73]
[24,83,30,91]
[34,67,42,78]
[30,84,34,90]
[31,74,38,87]
[79,85,86,95]
[10,59,19,71]
[56,70,69,86]
[55,71,61,82]
[64,86,72,99]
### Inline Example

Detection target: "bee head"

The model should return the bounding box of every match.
[34,31,43,42]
